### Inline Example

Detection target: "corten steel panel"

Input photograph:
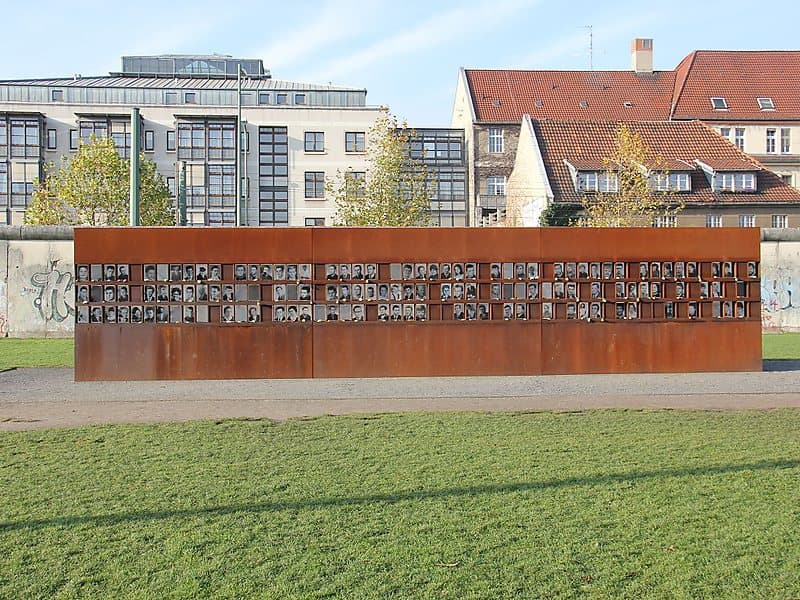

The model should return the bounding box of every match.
[312,227,542,262]
[76,324,312,381]
[74,227,313,263]
[539,227,760,262]
[541,321,762,375]
[312,321,543,378]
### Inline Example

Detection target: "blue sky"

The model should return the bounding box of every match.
[1,0,798,126]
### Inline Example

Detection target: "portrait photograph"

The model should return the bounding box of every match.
[746,261,758,279]
[452,282,465,301]
[299,305,313,322]
[627,302,638,320]
[391,284,402,301]
[514,282,526,300]
[452,263,465,281]
[208,285,221,302]
[196,305,209,323]
[76,285,90,304]
[440,283,452,301]
[688,302,699,319]
[577,262,588,279]
[663,262,673,279]
[466,283,477,300]
[502,303,513,321]
[299,264,312,280]
[196,264,209,281]
[389,263,402,280]
[723,262,734,278]
[402,304,415,321]
[527,283,539,300]
[699,281,709,299]
[723,301,734,318]
[365,284,377,301]
[258,264,273,281]
[514,263,526,280]
[403,283,414,301]
[440,263,452,280]
[613,262,625,280]
[490,283,502,300]
[378,304,390,321]
[208,264,222,281]
[566,282,577,300]
[286,264,298,281]
[142,264,156,282]
[566,262,577,280]
[156,306,169,323]
[103,285,116,303]
[131,306,144,324]
[339,304,352,321]
[490,263,502,279]
[615,282,626,299]
[365,263,378,281]
[185,264,197,281]
[553,262,565,280]
[197,285,208,301]
[274,264,287,281]
[675,282,686,299]
[235,305,248,323]
[602,262,613,280]
[169,264,183,282]
[340,284,352,302]
[650,262,661,279]
[76,264,90,282]
[465,263,478,280]
[711,281,723,298]
[286,305,299,322]
[554,282,565,299]
[170,305,182,323]
[377,284,389,301]
[578,302,589,320]
[542,302,553,320]
[169,285,182,303]
[627,282,638,299]
[712,262,722,278]
[541,282,553,299]
[339,264,351,281]
[117,285,130,302]
[272,305,286,322]
[416,284,428,301]
[639,282,649,298]
[183,305,195,323]
[515,303,527,320]
[590,262,601,279]
[222,285,234,302]
[612,303,625,319]
[453,303,466,320]
[272,284,286,302]
[325,284,337,302]
[143,306,156,323]
[118,306,131,323]
[102,306,117,323]
[675,262,685,279]
[590,302,602,321]
[465,303,477,321]
[566,303,577,320]
[591,282,602,299]
[352,304,366,322]
[415,304,427,321]
[665,302,675,319]
[478,303,490,320]
[248,264,260,281]
[90,306,103,323]
[650,282,662,299]
[326,264,339,280]
[402,263,414,280]
[104,264,117,281]
[390,304,403,321]
[182,285,195,303]
[351,284,364,301]
[427,263,439,280]
[233,264,247,281]
[528,262,540,280]
[117,264,129,282]
[736,300,746,318]
[326,305,340,321]
[351,264,364,280]
[415,263,427,279]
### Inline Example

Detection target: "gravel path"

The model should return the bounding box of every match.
[1,362,799,430]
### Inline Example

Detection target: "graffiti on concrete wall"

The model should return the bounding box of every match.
[27,259,75,323]
[761,266,797,330]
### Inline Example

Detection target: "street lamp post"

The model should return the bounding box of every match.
[236,66,243,226]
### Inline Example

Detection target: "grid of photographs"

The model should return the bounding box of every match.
[75,260,760,324]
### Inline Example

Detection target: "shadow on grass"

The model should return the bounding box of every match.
[2,458,797,533]
[763,359,800,372]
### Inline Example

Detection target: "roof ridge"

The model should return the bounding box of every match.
[670,50,696,119]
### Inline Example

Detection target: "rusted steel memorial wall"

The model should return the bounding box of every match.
[74,227,762,380]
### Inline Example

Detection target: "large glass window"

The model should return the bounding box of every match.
[577,172,618,193]
[781,128,791,154]
[651,172,690,192]
[766,129,776,153]
[0,121,7,158]
[652,216,677,227]
[705,215,723,228]
[259,126,289,225]
[734,128,745,150]
[345,131,365,153]
[0,163,7,207]
[772,214,788,228]
[488,128,504,153]
[304,131,324,152]
[10,119,40,158]
[718,172,756,192]
[207,164,236,207]
[79,120,108,145]
[487,176,506,195]
[738,214,756,227]
[305,171,325,198]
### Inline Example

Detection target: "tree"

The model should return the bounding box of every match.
[539,203,582,226]
[578,124,684,227]
[25,135,175,226]
[327,111,432,226]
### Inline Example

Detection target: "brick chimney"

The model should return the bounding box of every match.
[631,38,653,74]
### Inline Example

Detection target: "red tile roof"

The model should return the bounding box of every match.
[533,120,800,205]
[465,70,675,122]
[671,51,800,121]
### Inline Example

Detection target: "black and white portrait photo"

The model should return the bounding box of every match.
[723,262,734,278]
[440,263,452,280]
[452,263,465,281]
[602,262,613,280]
[402,263,414,280]
[390,304,403,321]
[326,264,339,280]
[169,285,182,303]
[325,284,337,302]
[627,282,638,299]
[553,262,565,280]
[299,264,312,280]
[478,304,490,320]
[103,285,116,302]
[104,306,117,323]
[131,306,143,323]
[639,282,649,298]
[351,264,364,280]
[736,300,746,318]
[465,303,477,321]
[515,303,527,320]
[591,282,602,299]
[234,264,246,281]
[578,302,589,320]
[77,264,90,282]
[196,264,209,281]
[566,303,577,320]
[452,282,465,301]
[452,303,465,320]
[143,306,156,323]
[415,304,427,321]
[490,283,501,301]
[711,281,723,298]
[365,263,378,281]
[723,301,734,318]
[566,262,577,280]
[675,262,685,279]
[142,264,156,282]
[651,262,661,279]
[747,261,758,279]
[428,263,439,280]
[466,263,478,280]
[402,283,414,301]
[590,302,602,321]
[197,285,208,301]
[117,264,129,281]
[615,282,626,299]
[353,304,366,322]
[590,262,601,279]
[514,263,526,280]
[527,283,539,300]
[351,284,364,301]
[676,282,686,299]
[117,285,130,302]
[688,302,699,319]
[183,306,195,323]
[365,284,377,301]
[553,282,565,299]
[391,284,402,301]
[502,303,513,321]
[627,303,638,320]
[490,263,502,279]
[272,305,286,322]
[209,264,222,281]
[528,263,540,280]
[286,306,298,322]
[339,264,351,281]
[663,262,673,279]
[415,263,427,280]
[378,304,390,321]
[466,283,477,300]
[90,306,103,323]
[542,302,553,320]
[339,284,351,302]
[157,306,170,323]
[327,305,340,321]
[403,304,415,321]
[566,282,577,300]
[184,264,197,281]
[275,265,287,281]
[222,285,234,302]
[712,262,722,278]
[416,284,428,301]
[247,264,259,281]
[286,264,298,281]
[577,263,588,279]
[300,306,313,322]
[103,264,117,281]
[77,285,90,304]
[651,282,662,299]
[183,285,194,303]
[117,306,130,323]
[169,264,183,282]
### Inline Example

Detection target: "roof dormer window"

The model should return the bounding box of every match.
[710,97,728,110]
[577,171,617,193]
[534,100,543,107]
[757,97,775,110]
[579,101,589,108]
[717,172,756,192]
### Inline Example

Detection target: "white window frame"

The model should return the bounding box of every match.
[488,128,504,153]
[758,97,775,110]
[711,97,728,110]
[486,176,506,196]
[781,128,791,154]
[734,128,745,150]
[772,214,788,228]
[652,172,690,192]
[653,215,677,228]
[766,129,776,153]
[578,171,618,193]
[738,214,756,228]
[719,172,756,192]
[719,127,731,140]
[705,214,723,228]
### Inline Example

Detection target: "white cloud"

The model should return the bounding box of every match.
[303,0,539,82]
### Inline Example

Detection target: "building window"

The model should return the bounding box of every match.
[738,214,756,228]
[718,172,756,192]
[184,92,197,104]
[207,122,235,160]
[772,214,788,228]
[719,127,731,140]
[51,89,63,102]
[345,131,365,153]
[781,174,793,186]
[781,128,791,154]
[706,215,723,228]
[47,129,57,150]
[177,123,206,160]
[734,128,745,150]
[208,211,236,227]
[758,97,775,110]
[488,128,504,153]
[259,126,289,226]
[304,131,324,152]
[653,216,677,228]
[346,171,365,198]
[276,93,287,105]
[0,121,6,159]
[69,129,78,150]
[577,172,618,193]
[487,176,506,196]
[651,172,690,192]
[207,164,236,207]
[11,182,34,208]
[165,92,178,105]
[294,94,306,105]
[305,217,325,226]
[766,129,776,153]
[166,130,176,152]
[305,171,325,198]
[258,92,270,105]
[710,97,728,110]
[166,176,176,197]
[144,130,155,152]
[10,119,40,159]
[0,163,7,208]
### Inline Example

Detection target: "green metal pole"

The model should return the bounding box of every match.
[178,160,187,226]
[129,107,140,226]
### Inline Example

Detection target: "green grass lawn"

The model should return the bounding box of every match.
[0,333,798,369]
[1,410,799,598]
